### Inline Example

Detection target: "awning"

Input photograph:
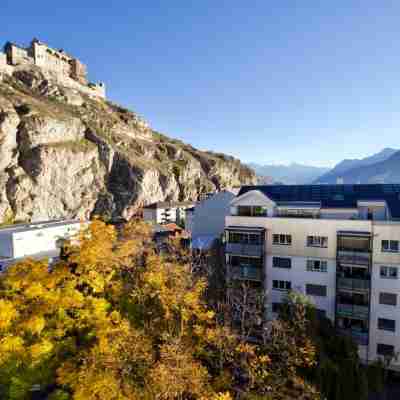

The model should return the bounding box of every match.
[225,226,265,232]
[337,231,371,237]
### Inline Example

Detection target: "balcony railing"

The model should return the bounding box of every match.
[337,277,370,291]
[337,328,369,346]
[337,250,370,266]
[230,265,263,281]
[337,303,369,319]
[225,242,263,257]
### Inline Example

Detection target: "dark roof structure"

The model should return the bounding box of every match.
[144,201,194,209]
[237,184,400,219]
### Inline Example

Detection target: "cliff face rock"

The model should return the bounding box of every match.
[0,67,256,223]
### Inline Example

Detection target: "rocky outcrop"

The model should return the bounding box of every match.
[0,67,256,223]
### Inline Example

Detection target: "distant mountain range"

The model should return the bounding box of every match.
[249,148,400,185]
[314,148,400,184]
[314,148,398,184]
[248,163,329,185]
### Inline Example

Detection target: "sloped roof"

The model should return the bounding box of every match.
[237,184,400,218]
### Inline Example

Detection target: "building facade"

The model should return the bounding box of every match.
[143,201,194,226]
[0,219,82,272]
[1,38,105,98]
[224,184,400,368]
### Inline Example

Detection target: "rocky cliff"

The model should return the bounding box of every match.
[0,66,255,223]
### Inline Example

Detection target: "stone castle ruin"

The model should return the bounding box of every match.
[0,38,106,98]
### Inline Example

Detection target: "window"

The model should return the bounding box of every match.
[306,284,327,297]
[382,240,399,253]
[307,236,328,248]
[272,234,292,246]
[272,280,291,291]
[237,206,267,217]
[378,318,396,332]
[253,206,268,216]
[273,257,291,269]
[380,266,398,279]
[379,292,397,306]
[377,343,395,356]
[306,259,327,272]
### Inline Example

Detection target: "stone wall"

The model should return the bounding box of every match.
[7,44,33,66]
[0,52,13,79]
[32,41,72,79]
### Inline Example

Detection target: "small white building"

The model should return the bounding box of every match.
[143,201,194,225]
[0,219,82,272]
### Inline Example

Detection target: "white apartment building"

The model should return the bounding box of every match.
[143,201,194,225]
[0,219,82,272]
[224,184,400,368]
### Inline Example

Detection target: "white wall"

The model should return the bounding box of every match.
[192,191,235,239]
[267,255,336,321]
[12,222,81,259]
[369,260,400,368]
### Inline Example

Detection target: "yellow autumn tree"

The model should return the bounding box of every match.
[0,219,320,400]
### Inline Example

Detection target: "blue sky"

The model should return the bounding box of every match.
[1,1,400,167]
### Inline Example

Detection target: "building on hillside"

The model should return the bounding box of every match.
[188,189,239,251]
[1,38,106,98]
[143,201,194,225]
[224,184,400,369]
[0,219,82,273]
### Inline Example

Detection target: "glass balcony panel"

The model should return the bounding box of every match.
[231,265,262,281]
[337,277,370,291]
[337,250,370,266]
[226,242,263,256]
[337,303,369,319]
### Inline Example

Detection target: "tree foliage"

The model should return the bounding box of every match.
[0,220,319,399]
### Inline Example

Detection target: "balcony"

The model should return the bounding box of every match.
[337,328,369,346]
[337,303,369,319]
[337,250,370,266]
[337,277,370,292]
[225,242,263,257]
[230,265,263,281]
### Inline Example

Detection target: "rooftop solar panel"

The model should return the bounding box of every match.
[238,184,400,218]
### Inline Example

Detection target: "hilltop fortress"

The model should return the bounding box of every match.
[0,38,106,98]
